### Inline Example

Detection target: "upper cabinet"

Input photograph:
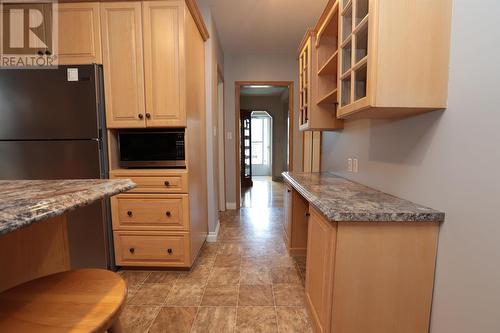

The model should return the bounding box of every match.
[100,2,146,128]
[337,0,452,119]
[101,1,188,129]
[57,2,102,65]
[143,1,185,127]
[300,0,452,124]
[298,26,343,131]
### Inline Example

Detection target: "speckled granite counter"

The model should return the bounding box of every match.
[282,172,444,222]
[0,179,136,236]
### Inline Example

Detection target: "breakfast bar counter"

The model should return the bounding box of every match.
[0,179,135,292]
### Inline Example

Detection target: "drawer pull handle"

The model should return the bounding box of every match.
[127,211,133,217]
[164,181,170,186]
[129,248,135,254]
[165,211,171,217]
[305,212,311,217]
[138,114,144,119]
[167,248,173,254]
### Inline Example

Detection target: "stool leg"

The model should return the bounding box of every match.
[108,318,123,333]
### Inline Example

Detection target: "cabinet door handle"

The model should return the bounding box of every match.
[305,212,310,217]
[138,114,144,119]
[287,189,291,192]
[129,248,135,254]
[37,50,44,56]
[164,181,170,186]
[145,113,151,119]
[167,248,173,254]
[165,211,171,217]
[127,211,133,217]
[45,50,51,56]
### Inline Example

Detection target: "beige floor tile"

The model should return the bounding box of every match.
[207,267,240,286]
[118,305,159,333]
[119,270,151,286]
[177,264,212,284]
[201,285,238,306]
[191,306,236,333]
[270,267,302,284]
[144,271,179,284]
[236,306,278,333]
[128,283,172,305]
[275,307,313,333]
[148,307,197,333]
[166,282,205,306]
[214,254,242,268]
[273,284,306,306]
[238,284,274,306]
[240,266,272,285]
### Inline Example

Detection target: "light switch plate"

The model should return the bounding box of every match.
[348,158,353,172]
[353,158,359,173]
[227,132,233,140]
[67,68,78,81]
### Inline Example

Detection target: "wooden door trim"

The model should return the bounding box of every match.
[234,80,294,210]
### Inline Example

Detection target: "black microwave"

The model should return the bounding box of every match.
[118,130,185,168]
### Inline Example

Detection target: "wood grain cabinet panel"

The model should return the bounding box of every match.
[114,231,189,267]
[57,3,102,65]
[305,207,337,333]
[111,170,188,194]
[143,1,186,127]
[111,194,189,231]
[100,2,146,128]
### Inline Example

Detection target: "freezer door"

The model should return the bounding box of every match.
[0,65,99,140]
[0,140,110,269]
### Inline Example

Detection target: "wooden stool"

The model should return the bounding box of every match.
[0,269,126,332]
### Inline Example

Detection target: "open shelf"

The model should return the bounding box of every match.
[317,88,337,105]
[318,50,338,75]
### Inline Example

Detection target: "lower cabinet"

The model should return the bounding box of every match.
[283,183,309,256]
[110,169,201,268]
[305,207,440,333]
[305,207,336,333]
[114,231,189,267]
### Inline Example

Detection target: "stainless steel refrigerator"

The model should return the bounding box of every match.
[0,64,114,270]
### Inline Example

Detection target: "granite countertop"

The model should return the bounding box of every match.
[0,179,136,236]
[282,172,444,223]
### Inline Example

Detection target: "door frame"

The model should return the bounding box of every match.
[234,80,294,209]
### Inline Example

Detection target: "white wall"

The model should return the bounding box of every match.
[199,4,224,236]
[321,1,500,331]
[223,53,302,205]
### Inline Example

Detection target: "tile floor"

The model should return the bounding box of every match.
[118,177,312,332]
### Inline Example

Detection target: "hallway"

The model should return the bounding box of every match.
[117,177,312,332]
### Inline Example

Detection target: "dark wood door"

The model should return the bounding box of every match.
[240,110,253,187]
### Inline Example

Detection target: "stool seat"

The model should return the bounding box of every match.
[0,269,126,333]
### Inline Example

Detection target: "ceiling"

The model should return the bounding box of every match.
[240,86,288,96]
[199,0,328,55]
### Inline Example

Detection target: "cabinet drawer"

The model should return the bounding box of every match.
[111,173,188,193]
[111,194,189,231]
[114,231,189,267]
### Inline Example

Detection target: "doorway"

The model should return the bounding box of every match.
[251,112,272,176]
[235,81,294,209]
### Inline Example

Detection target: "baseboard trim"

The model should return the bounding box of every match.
[226,202,237,210]
[206,220,220,243]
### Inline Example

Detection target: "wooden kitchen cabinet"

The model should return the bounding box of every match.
[298,28,343,131]
[305,207,337,333]
[143,1,185,127]
[283,184,309,256]
[337,0,452,119]
[304,205,440,333]
[57,2,102,65]
[101,1,189,128]
[100,2,146,128]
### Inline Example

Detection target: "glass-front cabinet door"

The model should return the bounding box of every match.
[339,0,369,112]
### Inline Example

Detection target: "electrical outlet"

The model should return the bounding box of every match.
[353,158,359,173]
[347,158,353,172]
